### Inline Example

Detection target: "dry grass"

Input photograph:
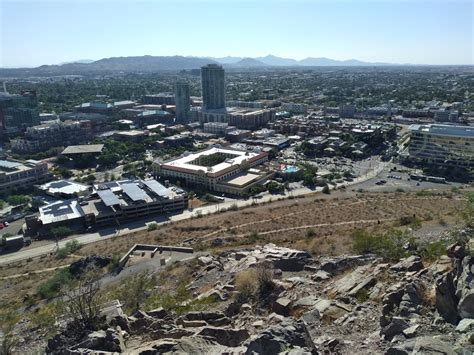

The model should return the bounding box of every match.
[0,191,466,311]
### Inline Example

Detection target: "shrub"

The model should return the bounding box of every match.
[37,269,73,299]
[306,228,316,239]
[147,223,158,232]
[249,231,262,242]
[234,263,276,304]
[419,240,448,261]
[322,185,330,194]
[56,240,81,259]
[355,288,370,303]
[399,215,422,229]
[352,229,410,261]
[235,270,257,303]
[28,302,63,333]
[228,203,239,211]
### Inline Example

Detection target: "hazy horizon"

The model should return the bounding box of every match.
[1,0,473,68]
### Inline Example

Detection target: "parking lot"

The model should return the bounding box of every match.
[354,163,464,193]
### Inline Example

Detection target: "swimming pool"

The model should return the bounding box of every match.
[282,165,300,173]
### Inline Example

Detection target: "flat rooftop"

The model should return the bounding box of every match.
[0,159,42,174]
[227,107,270,115]
[39,200,85,225]
[114,130,147,136]
[161,147,262,175]
[39,180,89,196]
[93,179,179,207]
[410,124,474,138]
[62,144,104,155]
[226,172,260,187]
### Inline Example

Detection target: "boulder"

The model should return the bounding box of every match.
[181,311,226,322]
[312,270,331,282]
[435,273,460,324]
[319,255,374,274]
[390,256,423,273]
[272,297,293,316]
[294,296,319,308]
[197,326,249,347]
[138,339,179,354]
[446,242,466,259]
[385,339,417,355]
[72,328,125,353]
[197,288,228,301]
[147,307,169,319]
[458,292,474,319]
[380,317,409,340]
[301,309,321,327]
[402,324,419,338]
[197,255,214,266]
[178,319,208,328]
[327,265,377,297]
[456,318,474,333]
[412,336,456,355]
[207,317,232,327]
[309,299,350,321]
[244,320,309,355]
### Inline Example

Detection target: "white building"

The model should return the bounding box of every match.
[154,147,271,195]
[408,124,474,169]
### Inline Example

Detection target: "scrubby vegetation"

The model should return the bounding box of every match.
[352,229,455,262]
[56,240,81,259]
[37,269,74,299]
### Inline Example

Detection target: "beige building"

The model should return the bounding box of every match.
[154,147,272,195]
[0,159,51,195]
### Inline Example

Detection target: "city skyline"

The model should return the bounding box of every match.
[1,0,472,68]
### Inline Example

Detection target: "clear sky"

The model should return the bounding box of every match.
[0,0,472,67]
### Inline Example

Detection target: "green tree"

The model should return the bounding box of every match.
[6,195,29,206]
[51,226,73,239]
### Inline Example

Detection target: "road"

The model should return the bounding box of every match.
[0,159,458,267]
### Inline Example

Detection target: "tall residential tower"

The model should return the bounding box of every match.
[175,81,190,123]
[201,64,225,111]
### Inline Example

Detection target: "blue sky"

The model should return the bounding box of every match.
[0,0,472,67]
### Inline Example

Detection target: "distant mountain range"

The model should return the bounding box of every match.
[211,55,390,67]
[0,54,399,77]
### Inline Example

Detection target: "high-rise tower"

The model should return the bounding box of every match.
[175,81,190,123]
[201,64,225,110]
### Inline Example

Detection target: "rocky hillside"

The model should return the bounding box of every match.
[37,235,474,354]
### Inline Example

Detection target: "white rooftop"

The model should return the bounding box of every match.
[39,200,85,225]
[163,147,259,173]
[39,180,89,196]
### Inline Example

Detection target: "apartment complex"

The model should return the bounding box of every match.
[0,159,51,195]
[154,147,271,195]
[10,120,93,153]
[408,124,474,168]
